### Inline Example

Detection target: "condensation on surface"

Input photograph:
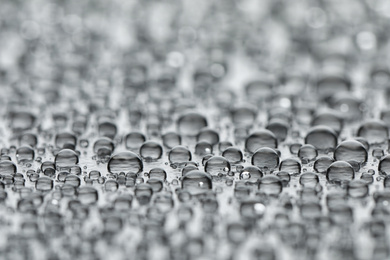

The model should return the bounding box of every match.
[0,0,390,260]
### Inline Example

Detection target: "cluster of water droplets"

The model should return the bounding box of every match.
[1,0,390,259]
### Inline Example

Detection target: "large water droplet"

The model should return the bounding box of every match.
[107,152,143,174]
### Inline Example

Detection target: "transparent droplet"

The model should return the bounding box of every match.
[204,156,230,175]
[334,140,368,164]
[162,132,181,149]
[327,161,355,183]
[357,120,388,144]
[177,113,207,136]
[245,130,278,153]
[181,170,212,195]
[35,177,53,192]
[299,172,319,188]
[140,141,163,160]
[55,149,79,168]
[197,128,219,146]
[314,156,335,173]
[168,146,192,165]
[252,147,280,172]
[107,152,143,174]
[298,144,318,164]
[279,158,301,175]
[348,180,368,198]
[125,132,146,150]
[222,147,243,163]
[305,126,338,151]
[16,146,34,163]
[258,175,283,196]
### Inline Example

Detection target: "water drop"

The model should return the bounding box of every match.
[298,144,318,163]
[177,113,207,136]
[245,130,278,153]
[168,146,192,165]
[357,120,388,144]
[314,156,335,173]
[326,161,355,183]
[258,175,283,196]
[107,152,143,174]
[252,147,280,172]
[279,158,301,175]
[140,141,163,160]
[222,147,243,163]
[305,126,338,151]
[181,170,212,194]
[334,140,368,164]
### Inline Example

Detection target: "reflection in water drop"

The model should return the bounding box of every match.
[177,113,208,136]
[107,152,143,174]
[204,156,230,175]
[327,161,355,183]
[252,147,280,172]
[245,130,278,153]
[334,140,367,164]
[258,175,283,196]
[181,170,212,195]
[305,126,338,151]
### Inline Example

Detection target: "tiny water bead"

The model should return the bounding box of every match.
[107,152,143,174]
[181,171,212,194]
[204,156,230,175]
[140,141,163,160]
[357,120,388,144]
[334,140,368,164]
[305,125,338,151]
[326,161,355,183]
[177,113,208,136]
[251,147,280,171]
[245,130,278,153]
[168,146,192,165]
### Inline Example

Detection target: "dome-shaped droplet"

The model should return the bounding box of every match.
[168,146,192,165]
[276,171,291,186]
[125,132,146,150]
[195,142,213,156]
[231,106,257,127]
[348,180,368,198]
[196,128,219,146]
[326,161,354,183]
[181,170,212,194]
[379,155,390,175]
[245,130,278,153]
[279,158,301,175]
[305,125,338,151]
[18,133,38,147]
[357,120,388,144]
[98,121,117,139]
[204,156,230,175]
[9,111,36,131]
[299,172,319,188]
[55,133,77,149]
[0,161,17,175]
[93,138,114,154]
[35,177,53,192]
[298,144,318,164]
[177,113,207,136]
[334,140,368,164]
[107,152,143,174]
[311,111,343,134]
[140,141,163,160]
[266,119,289,141]
[162,132,181,149]
[252,147,280,171]
[78,187,98,204]
[55,149,79,168]
[258,175,283,196]
[239,166,263,181]
[314,156,334,173]
[149,168,167,181]
[16,146,35,163]
[64,175,81,187]
[222,147,243,163]
[245,80,273,99]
